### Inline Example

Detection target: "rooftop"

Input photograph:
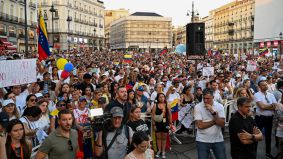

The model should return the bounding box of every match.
[131,12,163,17]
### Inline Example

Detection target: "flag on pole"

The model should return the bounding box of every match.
[38,10,51,61]
[259,48,268,57]
[123,54,133,63]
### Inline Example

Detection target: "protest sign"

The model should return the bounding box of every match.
[246,60,257,72]
[202,67,214,77]
[0,59,37,87]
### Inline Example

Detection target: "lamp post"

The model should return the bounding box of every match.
[186,1,199,23]
[93,28,96,51]
[279,32,282,62]
[49,3,56,48]
[24,0,28,54]
[66,11,72,53]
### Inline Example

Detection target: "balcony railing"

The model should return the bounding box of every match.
[9,32,16,37]
[13,16,18,22]
[9,15,13,21]
[0,31,7,36]
[19,18,24,24]
[74,18,80,23]
[29,2,36,9]
[18,0,25,5]
[54,16,59,20]
[99,24,103,28]
[67,2,72,7]
[19,34,25,39]
[31,21,37,26]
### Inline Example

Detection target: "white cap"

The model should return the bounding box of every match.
[134,68,139,72]
[2,99,15,107]
[35,93,43,98]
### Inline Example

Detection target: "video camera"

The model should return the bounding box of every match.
[89,108,112,131]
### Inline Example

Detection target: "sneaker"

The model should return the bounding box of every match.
[162,152,166,159]
[155,151,161,158]
[265,153,274,159]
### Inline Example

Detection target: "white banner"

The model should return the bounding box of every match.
[246,60,257,72]
[202,67,214,77]
[0,59,37,87]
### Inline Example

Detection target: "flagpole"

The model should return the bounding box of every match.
[24,0,28,55]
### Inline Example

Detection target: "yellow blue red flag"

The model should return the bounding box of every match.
[38,11,51,61]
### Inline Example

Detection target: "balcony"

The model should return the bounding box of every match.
[13,16,18,22]
[54,16,59,20]
[29,2,36,9]
[0,12,7,20]
[99,24,103,28]
[19,18,24,24]
[74,18,80,23]
[31,21,37,27]
[9,15,13,21]
[67,2,72,8]
[228,22,234,26]
[228,29,234,35]
[53,0,60,5]
[0,31,7,36]
[9,32,16,37]
[18,0,25,5]
[74,6,79,9]
[94,23,97,27]
[19,34,25,39]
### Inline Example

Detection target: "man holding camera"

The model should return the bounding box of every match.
[94,107,133,159]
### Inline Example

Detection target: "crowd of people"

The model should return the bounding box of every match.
[0,50,283,159]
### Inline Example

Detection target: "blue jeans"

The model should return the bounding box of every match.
[196,141,227,159]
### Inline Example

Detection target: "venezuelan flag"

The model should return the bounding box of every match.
[159,47,168,56]
[38,10,51,61]
[123,54,133,63]
[170,99,179,121]
[259,48,268,57]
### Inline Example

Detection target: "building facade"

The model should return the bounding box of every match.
[211,0,255,54]
[41,0,105,51]
[110,12,172,52]
[0,0,37,52]
[104,9,130,50]
[201,13,214,50]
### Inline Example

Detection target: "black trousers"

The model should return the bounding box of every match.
[255,115,273,154]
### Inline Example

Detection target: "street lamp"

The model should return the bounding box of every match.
[279,32,282,62]
[93,28,96,51]
[49,3,56,48]
[186,1,199,23]
[66,11,72,53]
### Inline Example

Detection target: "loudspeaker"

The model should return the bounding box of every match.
[186,23,205,58]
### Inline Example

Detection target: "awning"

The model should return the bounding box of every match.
[0,38,13,46]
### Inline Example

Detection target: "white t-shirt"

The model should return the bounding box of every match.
[194,101,225,143]
[254,91,277,116]
[213,90,222,104]
[73,108,90,124]
[16,89,29,111]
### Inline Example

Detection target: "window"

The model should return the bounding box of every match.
[1,1,4,13]
[20,8,24,19]
[55,9,59,18]
[10,5,14,16]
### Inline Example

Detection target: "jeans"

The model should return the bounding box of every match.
[255,115,273,154]
[196,141,227,159]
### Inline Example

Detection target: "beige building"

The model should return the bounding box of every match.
[211,0,255,54]
[41,0,105,51]
[104,9,130,49]
[0,0,37,52]
[201,13,214,50]
[172,26,186,46]
[110,12,172,52]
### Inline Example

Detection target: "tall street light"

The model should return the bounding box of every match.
[279,32,282,62]
[66,11,72,53]
[24,0,28,54]
[49,3,56,48]
[93,28,96,52]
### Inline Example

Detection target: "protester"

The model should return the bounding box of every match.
[127,106,150,135]
[229,97,263,159]
[1,99,20,120]
[35,109,79,159]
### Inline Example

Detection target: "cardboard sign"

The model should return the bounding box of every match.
[246,60,257,72]
[202,67,214,77]
[0,59,37,87]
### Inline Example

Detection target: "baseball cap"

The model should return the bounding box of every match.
[110,107,124,117]
[137,86,145,91]
[57,97,66,103]
[79,96,87,102]
[236,74,241,78]
[2,99,15,107]
[0,112,9,129]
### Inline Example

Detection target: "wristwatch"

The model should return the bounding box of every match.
[211,111,217,116]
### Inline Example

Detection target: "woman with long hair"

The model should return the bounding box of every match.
[127,106,149,135]
[20,94,38,115]
[101,83,110,105]
[1,99,20,120]
[0,119,32,159]
[180,86,194,106]
[152,93,172,159]
[36,99,50,134]
[128,89,136,105]
[125,131,153,159]
[110,82,119,100]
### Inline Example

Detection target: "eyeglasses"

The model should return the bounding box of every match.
[44,95,50,98]
[68,139,73,151]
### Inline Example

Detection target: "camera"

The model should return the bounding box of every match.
[89,108,112,131]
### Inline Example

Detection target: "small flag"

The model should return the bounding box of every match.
[38,10,51,61]
[123,54,133,63]
[207,49,212,56]
[259,48,268,57]
[159,47,168,56]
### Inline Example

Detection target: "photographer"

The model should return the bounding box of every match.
[94,107,133,159]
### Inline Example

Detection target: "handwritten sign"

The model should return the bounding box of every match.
[0,59,37,87]
[202,67,214,77]
[246,60,257,72]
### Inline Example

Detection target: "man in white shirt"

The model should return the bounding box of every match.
[254,80,277,159]
[194,88,226,159]
[210,80,222,104]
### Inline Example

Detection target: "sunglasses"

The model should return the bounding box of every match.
[58,104,66,107]
[68,139,73,151]
[29,99,37,102]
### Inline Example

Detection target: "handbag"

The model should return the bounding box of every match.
[154,112,164,122]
